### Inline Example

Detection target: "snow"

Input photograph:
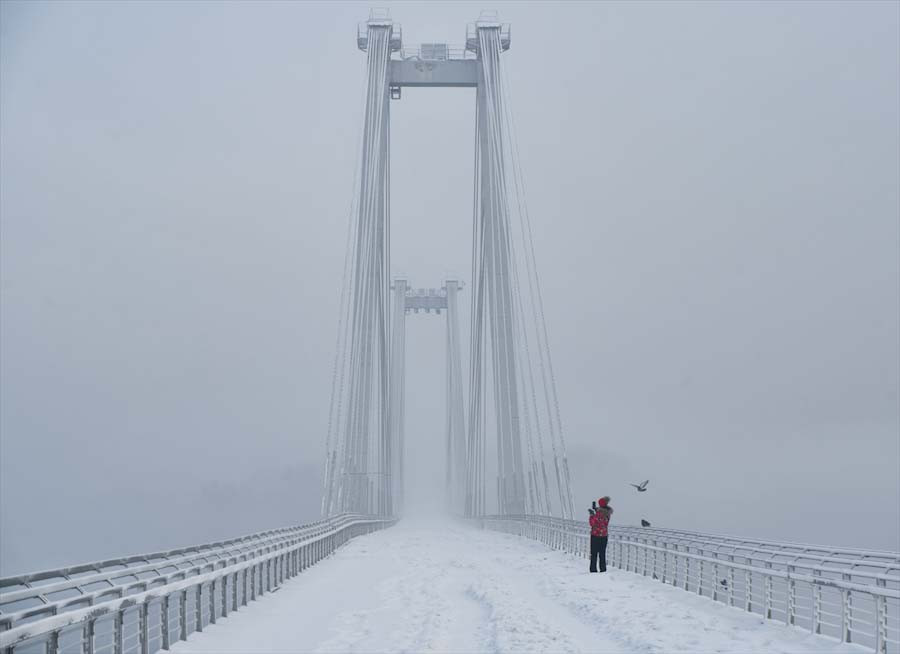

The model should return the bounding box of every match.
[172,519,866,653]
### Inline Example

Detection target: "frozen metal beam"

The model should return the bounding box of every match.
[404,288,449,312]
[389,60,478,88]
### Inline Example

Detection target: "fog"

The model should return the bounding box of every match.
[1,1,898,575]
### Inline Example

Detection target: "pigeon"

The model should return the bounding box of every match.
[630,480,649,492]
[720,579,728,588]
[641,519,651,527]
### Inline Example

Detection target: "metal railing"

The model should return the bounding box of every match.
[0,514,395,654]
[480,514,900,654]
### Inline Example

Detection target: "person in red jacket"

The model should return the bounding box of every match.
[589,496,613,573]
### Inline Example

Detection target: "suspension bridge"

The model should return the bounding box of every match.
[1,11,897,654]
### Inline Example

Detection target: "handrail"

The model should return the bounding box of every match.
[0,521,335,607]
[614,522,900,555]
[0,516,339,592]
[611,530,900,584]
[530,515,900,563]
[480,514,900,654]
[513,515,900,577]
[1,517,348,627]
[0,514,395,654]
[613,524,900,566]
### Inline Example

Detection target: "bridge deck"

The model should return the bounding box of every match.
[171,520,860,654]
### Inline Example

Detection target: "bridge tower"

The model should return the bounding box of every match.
[388,280,466,515]
[323,11,575,520]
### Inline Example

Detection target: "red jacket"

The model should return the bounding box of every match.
[590,508,612,537]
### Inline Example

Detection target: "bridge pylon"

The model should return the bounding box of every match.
[323,11,575,521]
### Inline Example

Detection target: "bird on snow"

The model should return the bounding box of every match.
[641,519,651,527]
[630,480,649,492]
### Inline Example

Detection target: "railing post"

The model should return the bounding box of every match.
[876,592,887,654]
[765,574,772,619]
[812,582,821,634]
[844,590,853,643]
[113,608,124,654]
[786,567,795,626]
[728,561,735,607]
[179,590,187,641]
[47,629,59,654]
[876,578,887,654]
[842,573,852,643]
[195,585,203,633]
[652,542,658,580]
[139,601,150,654]
[713,562,719,602]
[698,559,704,596]
[745,570,752,613]
[160,595,170,650]
[840,589,848,643]
[221,575,228,618]
[83,617,96,654]
[209,579,217,625]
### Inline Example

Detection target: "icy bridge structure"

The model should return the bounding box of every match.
[1,12,898,654]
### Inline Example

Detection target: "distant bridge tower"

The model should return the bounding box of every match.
[389,280,466,514]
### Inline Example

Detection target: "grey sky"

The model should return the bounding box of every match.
[1,1,898,575]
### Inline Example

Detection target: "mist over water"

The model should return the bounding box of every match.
[2,1,898,575]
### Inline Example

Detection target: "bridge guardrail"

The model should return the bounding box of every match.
[480,514,900,654]
[0,514,395,654]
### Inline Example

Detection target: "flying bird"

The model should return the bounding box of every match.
[630,480,649,492]
[641,519,651,527]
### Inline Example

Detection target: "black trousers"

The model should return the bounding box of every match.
[590,535,608,572]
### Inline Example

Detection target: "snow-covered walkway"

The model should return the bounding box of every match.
[172,520,863,653]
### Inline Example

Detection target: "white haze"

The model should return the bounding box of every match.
[1,1,898,574]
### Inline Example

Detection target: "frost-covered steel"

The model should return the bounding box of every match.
[324,11,576,523]
[482,515,900,654]
[403,287,448,313]
[0,514,395,654]
[1,517,345,606]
